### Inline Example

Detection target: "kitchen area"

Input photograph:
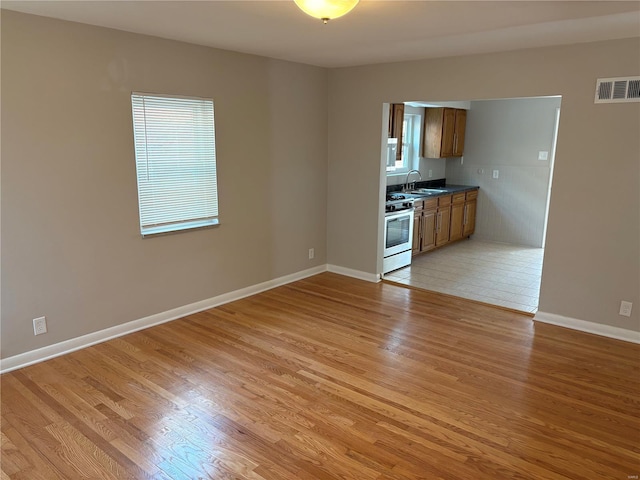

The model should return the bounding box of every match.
[381,97,561,313]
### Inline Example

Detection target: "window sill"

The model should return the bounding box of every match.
[141,218,219,238]
[386,170,410,178]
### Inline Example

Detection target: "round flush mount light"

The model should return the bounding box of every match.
[294,0,360,24]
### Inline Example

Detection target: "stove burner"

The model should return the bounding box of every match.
[385,193,414,213]
[387,193,406,201]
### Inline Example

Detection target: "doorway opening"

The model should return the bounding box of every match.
[381,96,561,313]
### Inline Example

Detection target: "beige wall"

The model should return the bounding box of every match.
[1,11,328,358]
[328,38,639,331]
[2,11,639,361]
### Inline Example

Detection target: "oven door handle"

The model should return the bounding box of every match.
[384,208,415,219]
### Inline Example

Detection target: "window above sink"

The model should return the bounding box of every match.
[386,111,420,176]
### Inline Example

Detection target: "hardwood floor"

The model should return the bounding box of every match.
[2,272,639,479]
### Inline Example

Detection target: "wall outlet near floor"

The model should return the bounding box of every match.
[33,316,47,335]
[619,301,633,317]
[308,248,315,260]
[538,151,549,161]
[492,170,500,179]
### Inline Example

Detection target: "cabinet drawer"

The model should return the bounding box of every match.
[466,190,478,200]
[437,195,452,207]
[424,198,437,210]
[452,193,465,204]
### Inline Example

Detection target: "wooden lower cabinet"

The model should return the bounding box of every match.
[463,194,477,237]
[412,198,437,255]
[412,207,422,255]
[412,188,478,258]
[449,193,466,242]
[435,205,451,246]
[435,195,451,247]
[421,209,436,251]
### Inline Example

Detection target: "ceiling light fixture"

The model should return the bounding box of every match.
[294,0,360,24]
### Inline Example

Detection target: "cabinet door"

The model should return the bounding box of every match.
[453,109,467,156]
[423,108,443,158]
[449,202,464,242]
[412,211,422,255]
[392,103,405,160]
[435,206,451,246]
[463,199,477,237]
[422,210,436,251]
[440,108,456,157]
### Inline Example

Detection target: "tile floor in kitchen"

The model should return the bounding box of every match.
[384,239,544,313]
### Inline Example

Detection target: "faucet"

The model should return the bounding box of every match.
[404,169,422,192]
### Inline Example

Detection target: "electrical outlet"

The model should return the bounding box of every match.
[619,301,633,317]
[492,170,499,179]
[308,248,315,260]
[538,151,549,161]
[33,316,47,335]
[428,169,433,178]
[477,168,484,174]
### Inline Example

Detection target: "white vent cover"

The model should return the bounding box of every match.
[595,76,640,103]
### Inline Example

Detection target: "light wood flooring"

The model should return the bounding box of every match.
[2,272,638,479]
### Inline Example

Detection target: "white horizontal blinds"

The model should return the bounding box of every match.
[131,93,218,234]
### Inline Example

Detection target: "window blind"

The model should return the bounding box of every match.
[131,93,219,236]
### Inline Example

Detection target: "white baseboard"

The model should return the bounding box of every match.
[534,311,640,344]
[327,264,380,283]
[0,265,327,374]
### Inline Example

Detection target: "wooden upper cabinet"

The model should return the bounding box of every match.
[453,109,466,156]
[440,108,456,157]
[422,107,467,158]
[391,104,404,138]
[389,103,405,161]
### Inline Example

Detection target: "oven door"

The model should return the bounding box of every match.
[384,209,414,257]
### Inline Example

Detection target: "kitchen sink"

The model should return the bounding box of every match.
[410,188,448,194]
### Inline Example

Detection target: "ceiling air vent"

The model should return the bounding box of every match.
[595,76,640,103]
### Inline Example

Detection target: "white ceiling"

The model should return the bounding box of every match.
[3,1,639,68]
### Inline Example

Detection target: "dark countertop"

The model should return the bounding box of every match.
[435,184,479,194]
[389,184,479,199]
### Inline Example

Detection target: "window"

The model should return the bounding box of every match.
[131,93,219,236]
[401,115,413,165]
[386,113,420,175]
